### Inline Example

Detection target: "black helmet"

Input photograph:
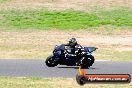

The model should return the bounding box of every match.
[68,38,77,46]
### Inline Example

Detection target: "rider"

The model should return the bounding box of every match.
[65,38,83,55]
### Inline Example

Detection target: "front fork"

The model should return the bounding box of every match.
[51,54,60,62]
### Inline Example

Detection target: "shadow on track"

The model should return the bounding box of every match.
[57,66,79,69]
[57,66,96,69]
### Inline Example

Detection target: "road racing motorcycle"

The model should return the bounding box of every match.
[45,44,97,68]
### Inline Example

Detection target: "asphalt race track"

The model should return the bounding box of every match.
[0,59,132,78]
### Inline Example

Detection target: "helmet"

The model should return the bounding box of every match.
[68,38,77,46]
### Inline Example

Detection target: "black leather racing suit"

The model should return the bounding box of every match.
[65,43,83,55]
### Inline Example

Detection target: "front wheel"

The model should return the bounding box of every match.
[45,55,59,67]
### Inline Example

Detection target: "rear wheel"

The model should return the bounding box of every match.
[88,55,95,66]
[81,55,95,68]
[45,55,59,67]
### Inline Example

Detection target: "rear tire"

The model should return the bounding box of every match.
[81,55,95,68]
[45,55,59,67]
[88,55,95,66]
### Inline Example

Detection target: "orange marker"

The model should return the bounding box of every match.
[78,66,86,76]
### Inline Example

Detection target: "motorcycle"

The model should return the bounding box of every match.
[45,44,97,68]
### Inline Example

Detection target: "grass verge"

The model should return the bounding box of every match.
[95,50,132,61]
[0,8,132,30]
[0,77,131,88]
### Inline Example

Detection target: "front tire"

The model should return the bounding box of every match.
[45,55,59,67]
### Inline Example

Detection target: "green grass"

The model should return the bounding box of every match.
[96,9,132,26]
[0,77,131,88]
[0,0,12,3]
[0,8,132,30]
